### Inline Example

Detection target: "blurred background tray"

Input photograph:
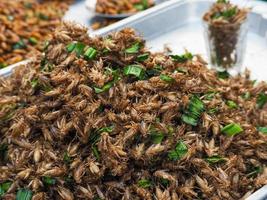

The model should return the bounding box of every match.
[94,0,267,81]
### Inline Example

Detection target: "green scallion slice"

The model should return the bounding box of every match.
[0,181,12,197]
[28,37,38,45]
[84,47,97,60]
[66,42,76,52]
[221,123,243,137]
[226,100,238,109]
[137,53,149,62]
[123,65,144,79]
[171,52,193,62]
[206,155,226,164]
[137,179,151,188]
[258,127,267,134]
[125,42,140,54]
[168,140,188,161]
[256,92,267,109]
[16,189,32,200]
[160,74,174,83]
[42,176,56,186]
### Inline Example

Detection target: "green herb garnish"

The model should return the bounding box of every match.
[258,127,267,134]
[42,176,56,186]
[92,145,100,160]
[217,70,230,79]
[63,152,71,164]
[66,42,76,52]
[206,155,226,164]
[123,65,144,79]
[38,13,49,20]
[137,179,152,188]
[171,52,193,62]
[247,166,262,178]
[97,126,114,133]
[182,95,205,126]
[16,189,32,200]
[137,53,149,62]
[84,47,97,60]
[13,40,26,50]
[168,141,188,161]
[0,63,7,69]
[125,42,140,54]
[221,123,243,137]
[226,100,238,109]
[150,132,164,144]
[0,181,12,197]
[28,37,38,45]
[160,178,170,188]
[30,79,39,88]
[256,92,267,109]
[94,81,115,94]
[160,74,174,83]
[74,42,86,57]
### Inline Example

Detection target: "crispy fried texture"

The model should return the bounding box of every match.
[0,0,71,68]
[0,22,267,200]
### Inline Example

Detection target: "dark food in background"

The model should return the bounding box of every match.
[203,0,249,69]
[96,0,154,15]
[0,22,267,199]
[91,18,119,30]
[0,0,71,69]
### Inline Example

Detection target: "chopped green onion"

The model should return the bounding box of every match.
[208,107,219,114]
[137,179,152,188]
[30,79,39,88]
[217,70,230,79]
[84,47,97,60]
[94,81,114,94]
[217,0,228,3]
[256,92,267,109]
[146,65,163,77]
[0,63,7,69]
[38,13,49,20]
[74,42,86,57]
[150,132,164,144]
[258,127,267,134]
[222,7,237,19]
[160,178,170,188]
[63,152,71,164]
[137,53,149,62]
[13,40,26,50]
[42,176,56,186]
[247,166,262,178]
[175,67,188,74]
[182,95,205,126]
[28,37,38,45]
[171,52,193,62]
[203,92,216,100]
[66,42,76,52]
[160,74,174,83]
[242,92,250,100]
[123,65,144,79]
[97,126,114,133]
[168,141,188,161]
[226,100,238,109]
[125,42,140,54]
[0,181,12,197]
[92,145,100,160]
[221,123,243,137]
[16,188,32,200]
[206,155,226,164]
[134,4,145,11]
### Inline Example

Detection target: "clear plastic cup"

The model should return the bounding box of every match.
[203,19,249,75]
